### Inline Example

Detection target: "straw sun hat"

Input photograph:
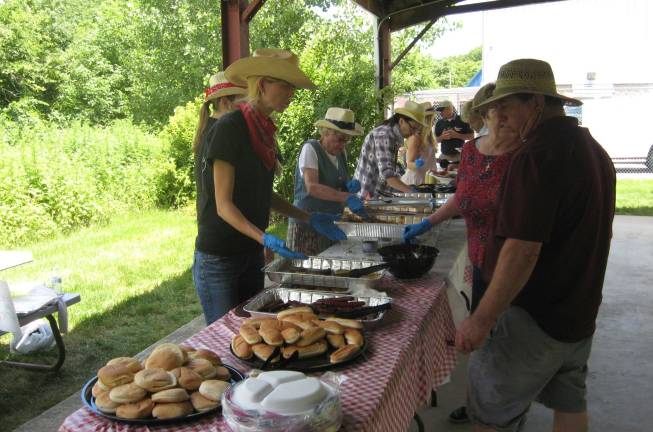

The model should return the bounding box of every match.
[204,71,247,102]
[395,100,428,126]
[474,59,582,109]
[315,107,364,136]
[225,48,317,90]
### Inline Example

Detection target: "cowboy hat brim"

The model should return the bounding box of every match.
[395,107,428,127]
[205,86,248,102]
[314,119,363,136]
[225,57,317,90]
[474,89,582,110]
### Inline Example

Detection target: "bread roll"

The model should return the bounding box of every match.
[145,344,184,371]
[282,340,328,359]
[242,317,269,329]
[276,306,314,320]
[190,391,220,412]
[199,379,230,402]
[116,398,154,419]
[279,320,301,331]
[106,357,142,374]
[325,316,363,329]
[259,327,283,346]
[188,348,221,367]
[215,366,231,381]
[92,381,107,398]
[134,368,177,393]
[186,358,217,379]
[151,388,190,403]
[297,327,326,347]
[326,334,345,349]
[281,327,301,344]
[231,335,253,360]
[171,367,203,391]
[95,392,120,414]
[252,343,280,363]
[97,364,134,388]
[109,383,147,404]
[330,344,361,364]
[312,319,345,335]
[344,328,364,347]
[281,314,317,330]
[152,401,193,419]
[239,324,262,344]
[258,319,281,332]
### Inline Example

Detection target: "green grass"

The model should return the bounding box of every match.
[616,179,653,215]
[0,208,200,431]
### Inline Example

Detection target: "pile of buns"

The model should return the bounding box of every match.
[92,343,231,420]
[232,307,365,365]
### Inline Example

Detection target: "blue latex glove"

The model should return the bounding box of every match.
[403,219,433,243]
[345,178,361,194]
[309,213,347,241]
[345,195,368,218]
[414,158,425,168]
[263,233,307,260]
[409,184,421,192]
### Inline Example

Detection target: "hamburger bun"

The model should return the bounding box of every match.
[251,343,281,363]
[97,364,134,389]
[198,379,230,402]
[109,383,147,404]
[171,367,203,391]
[134,368,177,393]
[239,324,262,344]
[186,358,217,379]
[152,401,193,419]
[145,344,184,371]
[231,335,253,360]
[214,366,231,381]
[151,388,190,403]
[106,357,142,374]
[190,391,220,412]
[188,349,221,367]
[116,398,154,419]
[92,381,107,398]
[95,392,121,414]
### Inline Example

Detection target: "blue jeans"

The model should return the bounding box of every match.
[192,249,264,325]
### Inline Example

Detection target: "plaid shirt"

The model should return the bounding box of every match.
[354,123,404,199]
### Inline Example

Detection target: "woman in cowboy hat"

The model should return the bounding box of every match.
[287,107,367,255]
[401,102,437,186]
[192,48,346,325]
[353,100,428,199]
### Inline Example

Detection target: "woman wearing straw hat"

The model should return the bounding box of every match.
[287,107,367,255]
[192,48,346,325]
[353,100,428,199]
[401,102,437,186]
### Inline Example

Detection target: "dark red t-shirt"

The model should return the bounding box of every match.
[482,116,616,342]
[455,139,514,268]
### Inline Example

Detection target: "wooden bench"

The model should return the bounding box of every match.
[1,293,81,372]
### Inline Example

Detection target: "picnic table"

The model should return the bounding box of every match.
[60,220,469,431]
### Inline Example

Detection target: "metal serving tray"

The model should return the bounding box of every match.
[336,218,443,241]
[243,287,393,329]
[263,256,385,291]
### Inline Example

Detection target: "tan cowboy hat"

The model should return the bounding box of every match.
[314,107,364,136]
[419,101,435,113]
[474,59,582,109]
[224,48,317,90]
[395,101,428,126]
[204,71,247,102]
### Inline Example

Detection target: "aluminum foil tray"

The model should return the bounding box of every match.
[243,287,393,329]
[263,256,385,291]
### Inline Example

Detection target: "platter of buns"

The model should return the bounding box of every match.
[231,307,367,371]
[81,343,244,425]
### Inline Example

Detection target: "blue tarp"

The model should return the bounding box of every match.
[466,69,482,87]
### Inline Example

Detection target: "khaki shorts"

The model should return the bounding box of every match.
[467,306,593,432]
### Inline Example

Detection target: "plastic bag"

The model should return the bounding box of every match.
[10,319,56,354]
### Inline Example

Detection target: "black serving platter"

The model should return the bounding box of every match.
[229,339,368,372]
[81,364,244,425]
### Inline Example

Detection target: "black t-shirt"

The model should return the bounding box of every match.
[435,114,473,155]
[195,110,274,255]
[482,116,616,342]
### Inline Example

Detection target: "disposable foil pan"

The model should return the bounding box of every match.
[263,256,385,292]
[243,287,393,328]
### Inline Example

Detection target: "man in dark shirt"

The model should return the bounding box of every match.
[434,100,474,161]
[455,59,616,432]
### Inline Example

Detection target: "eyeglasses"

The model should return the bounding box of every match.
[331,132,351,144]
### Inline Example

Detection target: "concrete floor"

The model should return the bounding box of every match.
[407,215,653,432]
[13,216,652,432]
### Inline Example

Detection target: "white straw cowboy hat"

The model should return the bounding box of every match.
[314,107,364,136]
[395,100,428,126]
[224,48,317,90]
[204,71,247,102]
[474,59,582,109]
[419,101,435,113]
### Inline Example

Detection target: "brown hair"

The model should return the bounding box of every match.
[193,100,218,154]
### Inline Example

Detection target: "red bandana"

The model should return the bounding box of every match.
[238,103,277,171]
[204,82,241,100]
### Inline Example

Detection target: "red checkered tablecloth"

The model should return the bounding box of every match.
[60,273,457,432]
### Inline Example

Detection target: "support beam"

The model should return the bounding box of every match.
[242,0,265,23]
[391,19,437,70]
[376,17,392,90]
[221,0,250,69]
[352,0,385,17]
